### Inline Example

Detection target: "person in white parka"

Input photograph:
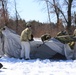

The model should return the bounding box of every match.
[20,23,32,60]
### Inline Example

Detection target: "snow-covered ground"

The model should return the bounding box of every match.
[0,56,76,75]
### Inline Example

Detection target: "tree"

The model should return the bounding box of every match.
[52,0,60,24]
[45,0,51,23]
[66,0,73,34]
[0,0,8,26]
[14,0,18,33]
[38,0,76,34]
[48,0,73,34]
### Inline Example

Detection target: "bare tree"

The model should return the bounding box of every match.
[38,0,76,34]
[52,0,60,24]
[0,0,8,26]
[45,0,51,23]
[66,0,73,34]
[14,0,18,33]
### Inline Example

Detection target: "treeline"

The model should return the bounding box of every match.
[0,19,75,38]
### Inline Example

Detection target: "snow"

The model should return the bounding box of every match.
[0,56,76,75]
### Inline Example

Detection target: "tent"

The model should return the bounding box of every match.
[0,26,76,59]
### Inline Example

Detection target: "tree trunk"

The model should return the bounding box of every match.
[66,0,73,34]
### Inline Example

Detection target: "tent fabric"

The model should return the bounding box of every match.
[64,44,74,59]
[0,26,76,59]
[45,38,64,55]
[0,35,4,57]
[73,42,76,59]
[45,38,74,59]
[1,27,21,58]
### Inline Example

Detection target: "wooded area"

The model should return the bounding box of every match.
[0,0,76,37]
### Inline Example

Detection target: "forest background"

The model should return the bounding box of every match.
[0,0,76,37]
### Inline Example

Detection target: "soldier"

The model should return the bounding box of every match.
[55,30,69,43]
[20,22,33,60]
[56,30,75,49]
[41,34,51,42]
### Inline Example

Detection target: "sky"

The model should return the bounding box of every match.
[17,0,49,23]
[8,0,55,23]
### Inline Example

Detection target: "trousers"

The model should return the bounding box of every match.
[21,41,30,59]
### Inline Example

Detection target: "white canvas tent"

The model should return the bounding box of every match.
[0,26,76,59]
